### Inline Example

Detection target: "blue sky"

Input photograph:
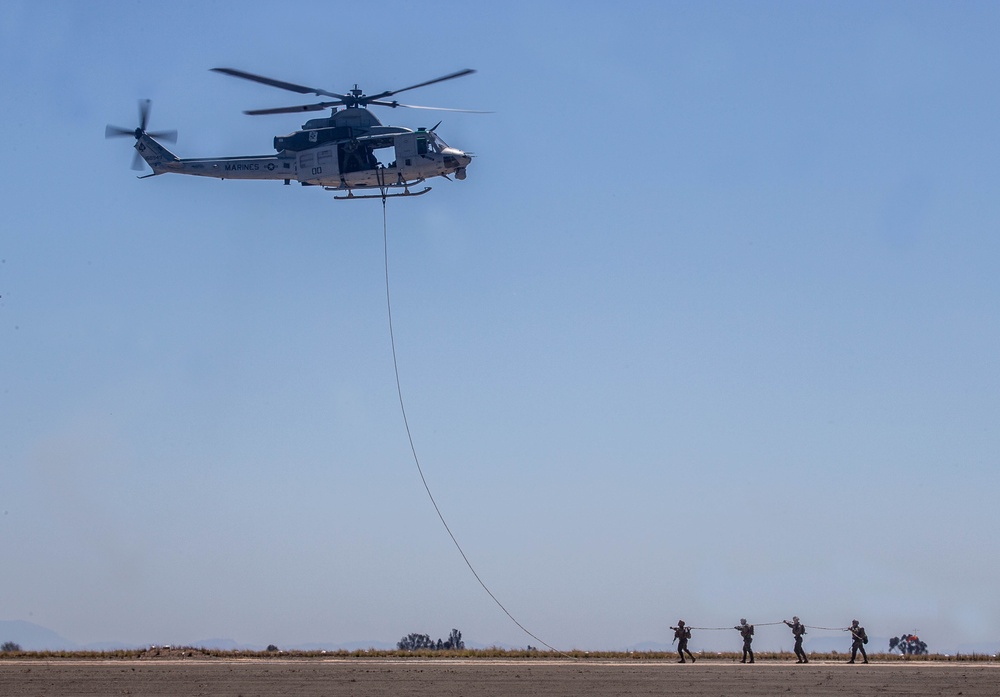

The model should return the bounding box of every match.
[2,1,999,653]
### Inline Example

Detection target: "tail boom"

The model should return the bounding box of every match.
[135,134,291,180]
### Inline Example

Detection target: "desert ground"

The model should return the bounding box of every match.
[1,658,998,697]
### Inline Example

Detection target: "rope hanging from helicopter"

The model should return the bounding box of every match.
[376,165,387,203]
[379,199,567,656]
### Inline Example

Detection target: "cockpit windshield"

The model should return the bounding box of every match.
[416,132,450,155]
[430,132,449,150]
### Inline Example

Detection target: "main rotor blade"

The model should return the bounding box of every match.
[243,101,342,116]
[367,69,475,101]
[369,100,492,113]
[212,67,343,99]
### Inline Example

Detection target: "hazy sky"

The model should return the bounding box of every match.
[2,1,999,653]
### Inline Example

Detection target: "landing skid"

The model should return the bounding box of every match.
[330,186,432,200]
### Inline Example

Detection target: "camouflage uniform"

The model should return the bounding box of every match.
[848,620,868,664]
[784,617,808,663]
[671,621,695,663]
[735,619,754,663]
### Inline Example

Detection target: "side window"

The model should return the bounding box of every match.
[416,136,427,155]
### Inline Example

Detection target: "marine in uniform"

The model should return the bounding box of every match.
[783,616,808,663]
[848,619,869,664]
[671,620,695,663]
[735,618,754,663]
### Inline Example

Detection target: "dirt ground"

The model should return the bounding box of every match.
[1,658,997,697]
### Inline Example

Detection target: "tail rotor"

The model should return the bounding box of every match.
[106,99,177,170]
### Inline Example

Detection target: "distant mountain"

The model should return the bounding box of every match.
[0,620,79,651]
[287,640,397,652]
[626,641,673,652]
[464,640,522,650]
[190,638,259,651]
[800,635,892,655]
[187,639,397,652]
[0,623,400,654]
[955,642,999,656]
[81,640,147,651]
[326,640,397,651]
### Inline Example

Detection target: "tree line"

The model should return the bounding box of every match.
[397,629,464,651]
[889,633,928,655]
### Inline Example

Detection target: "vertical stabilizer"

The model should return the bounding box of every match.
[135,134,179,175]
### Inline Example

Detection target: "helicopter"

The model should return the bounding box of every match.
[106,68,482,199]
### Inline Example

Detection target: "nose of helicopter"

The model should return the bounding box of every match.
[442,148,472,180]
[443,148,472,169]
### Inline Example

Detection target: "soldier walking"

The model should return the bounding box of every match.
[734,618,755,663]
[847,619,869,664]
[671,620,695,663]
[783,616,808,663]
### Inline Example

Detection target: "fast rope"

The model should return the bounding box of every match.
[379,196,566,655]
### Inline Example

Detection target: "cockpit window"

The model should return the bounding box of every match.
[430,133,449,149]
[416,134,443,155]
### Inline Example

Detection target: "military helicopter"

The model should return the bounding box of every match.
[106,68,481,199]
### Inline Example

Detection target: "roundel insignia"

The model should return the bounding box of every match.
[267,163,276,171]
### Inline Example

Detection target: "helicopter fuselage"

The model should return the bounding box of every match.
[134,108,471,194]
[110,68,481,197]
